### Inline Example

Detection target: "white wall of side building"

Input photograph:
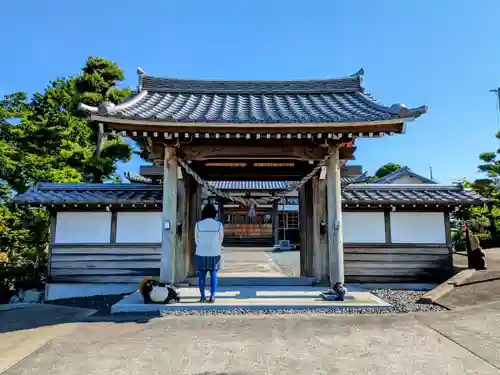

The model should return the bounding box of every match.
[390,212,446,244]
[342,211,386,243]
[54,211,162,245]
[387,176,428,184]
[116,212,162,243]
[48,211,163,301]
[55,212,112,243]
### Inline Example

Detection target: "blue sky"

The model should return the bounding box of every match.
[2,0,500,184]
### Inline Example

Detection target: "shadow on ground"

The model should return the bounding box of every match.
[0,303,159,335]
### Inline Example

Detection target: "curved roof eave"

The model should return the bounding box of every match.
[77,90,149,117]
[355,92,428,119]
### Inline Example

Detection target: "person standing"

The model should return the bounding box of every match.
[195,203,224,303]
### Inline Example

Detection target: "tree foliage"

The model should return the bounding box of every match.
[0,57,132,292]
[367,163,404,181]
[455,130,500,237]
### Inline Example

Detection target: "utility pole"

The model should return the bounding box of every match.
[488,87,499,238]
[490,87,500,112]
[429,165,433,181]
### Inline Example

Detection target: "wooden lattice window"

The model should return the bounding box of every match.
[287,212,299,229]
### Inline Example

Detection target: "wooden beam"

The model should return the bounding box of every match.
[384,210,391,244]
[272,202,279,246]
[47,213,57,284]
[110,211,118,243]
[179,145,329,161]
[160,146,178,284]
[327,145,344,284]
[100,120,405,134]
[444,210,454,277]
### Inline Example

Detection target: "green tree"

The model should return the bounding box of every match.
[367,163,403,181]
[0,57,133,292]
[1,57,132,193]
[455,130,500,238]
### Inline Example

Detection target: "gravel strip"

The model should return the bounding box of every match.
[103,289,445,318]
[370,289,445,313]
[44,289,445,318]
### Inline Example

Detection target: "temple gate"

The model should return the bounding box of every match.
[79,68,428,285]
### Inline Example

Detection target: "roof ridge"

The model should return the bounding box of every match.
[139,70,365,95]
[141,68,364,85]
[347,183,461,190]
[37,183,161,191]
[371,166,436,184]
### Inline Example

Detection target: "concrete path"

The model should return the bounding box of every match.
[0,304,95,374]
[219,247,285,277]
[438,248,500,309]
[3,302,500,374]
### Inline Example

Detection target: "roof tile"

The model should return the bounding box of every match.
[80,71,427,124]
[15,183,488,207]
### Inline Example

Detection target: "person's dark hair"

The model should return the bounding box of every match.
[201,203,217,220]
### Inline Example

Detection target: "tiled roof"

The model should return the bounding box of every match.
[78,70,427,124]
[371,166,436,184]
[341,172,370,184]
[15,183,488,207]
[16,184,163,205]
[124,173,369,187]
[208,181,292,190]
[342,184,487,205]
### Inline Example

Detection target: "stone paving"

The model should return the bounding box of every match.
[111,286,389,313]
[2,247,500,374]
[218,247,286,277]
[2,301,500,374]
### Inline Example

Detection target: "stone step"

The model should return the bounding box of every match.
[186,277,314,287]
[111,287,391,314]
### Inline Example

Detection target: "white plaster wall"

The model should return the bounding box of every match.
[116,212,163,243]
[343,212,386,243]
[46,283,137,301]
[55,212,111,244]
[390,212,446,244]
[389,176,426,184]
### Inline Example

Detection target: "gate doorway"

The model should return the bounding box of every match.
[78,69,426,286]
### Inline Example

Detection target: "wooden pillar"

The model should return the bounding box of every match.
[218,198,225,223]
[444,211,454,277]
[272,202,279,246]
[298,181,315,277]
[327,145,344,284]
[311,176,329,283]
[160,146,178,284]
[304,179,314,277]
[298,185,307,276]
[175,177,187,282]
[186,177,202,277]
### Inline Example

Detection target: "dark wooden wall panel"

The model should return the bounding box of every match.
[49,245,161,283]
[344,246,452,283]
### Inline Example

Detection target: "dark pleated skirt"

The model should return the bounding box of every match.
[195,255,221,272]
